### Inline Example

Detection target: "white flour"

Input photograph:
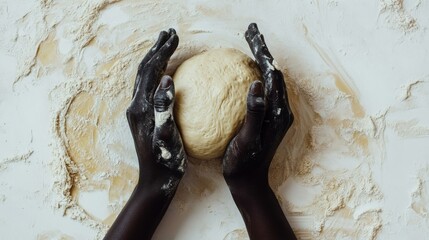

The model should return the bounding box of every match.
[1,0,429,239]
[379,0,419,33]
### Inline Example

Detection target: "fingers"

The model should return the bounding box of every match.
[245,23,281,104]
[133,30,170,98]
[244,23,290,116]
[265,71,287,110]
[137,32,179,104]
[245,23,275,74]
[133,29,179,106]
[168,28,176,35]
[139,31,170,74]
[146,32,179,72]
[153,76,187,174]
[224,81,265,176]
[236,81,266,144]
[261,72,294,149]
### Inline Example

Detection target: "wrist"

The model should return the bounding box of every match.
[136,174,181,199]
[226,176,271,199]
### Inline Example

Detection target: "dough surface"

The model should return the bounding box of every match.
[173,48,261,160]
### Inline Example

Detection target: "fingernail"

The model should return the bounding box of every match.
[160,76,172,89]
[169,28,176,35]
[250,81,263,95]
[159,31,168,39]
[250,23,258,29]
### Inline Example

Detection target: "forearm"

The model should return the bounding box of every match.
[228,181,296,240]
[104,181,178,240]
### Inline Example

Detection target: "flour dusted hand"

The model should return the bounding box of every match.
[105,29,187,240]
[222,23,296,240]
[223,23,294,184]
[127,29,187,185]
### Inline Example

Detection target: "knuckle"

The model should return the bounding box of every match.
[126,106,139,118]
[154,123,174,139]
[154,94,173,112]
[155,144,187,175]
[247,98,265,113]
[126,104,147,123]
[144,59,159,71]
[275,109,294,130]
[154,93,171,107]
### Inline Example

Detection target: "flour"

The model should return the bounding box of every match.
[2,0,429,239]
[223,229,249,240]
[410,167,429,217]
[269,67,388,239]
[159,146,172,160]
[400,80,424,101]
[0,150,34,171]
[155,105,173,128]
[391,119,429,138]
[379,0,418,33]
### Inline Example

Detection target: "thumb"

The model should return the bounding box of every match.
[236,80,266,145]
[153,75,187,174]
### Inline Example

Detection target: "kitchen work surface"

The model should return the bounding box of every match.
[0,0,428,239]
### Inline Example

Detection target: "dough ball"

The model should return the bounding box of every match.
[173,48,261,160]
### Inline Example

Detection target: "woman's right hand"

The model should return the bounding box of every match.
[222,23,296,240]
[127,29,187,191]
[223,23,294,189]
[105,29,187,240]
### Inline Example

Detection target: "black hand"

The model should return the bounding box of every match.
[223,23,296,240]
[106,29,186,240]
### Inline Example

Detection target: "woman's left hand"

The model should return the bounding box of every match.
[127,29,187,193]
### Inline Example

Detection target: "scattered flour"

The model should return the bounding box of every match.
[379,0,418,33]
[0,150,34,171]
[271,72,384,239]
[410,167,429,217]
[223,229,249,240]
[2,0,427,239]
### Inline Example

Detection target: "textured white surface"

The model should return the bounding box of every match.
[0,0,428,239]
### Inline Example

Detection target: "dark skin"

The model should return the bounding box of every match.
[223,23,296,240]
[104,29,186,240]
[105,23,296,240]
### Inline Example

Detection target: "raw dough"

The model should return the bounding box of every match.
[173,48,261,160]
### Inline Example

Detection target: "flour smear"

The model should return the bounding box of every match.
[1,0,429,240]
